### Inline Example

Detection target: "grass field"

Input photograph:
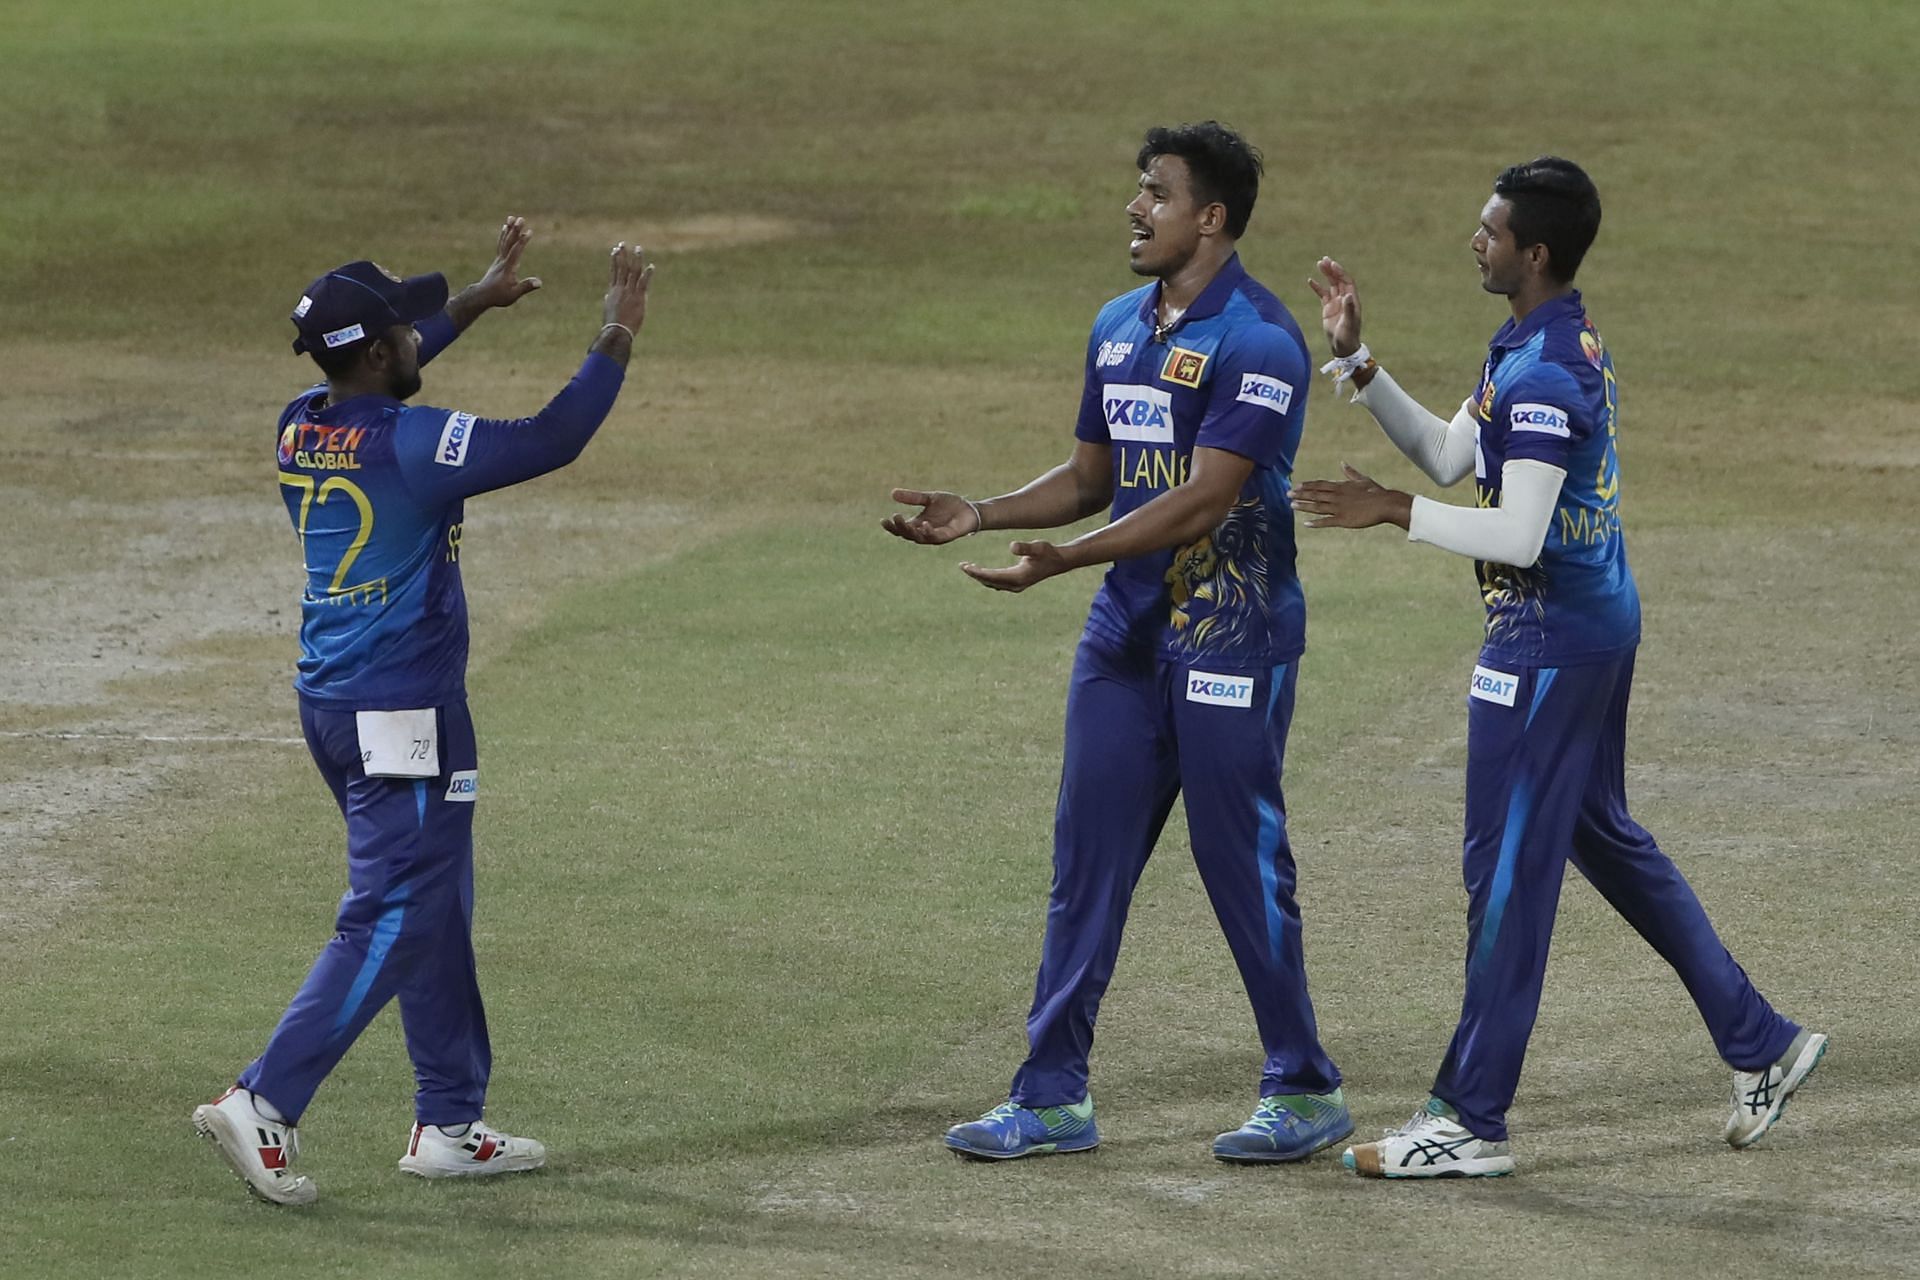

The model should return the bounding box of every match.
[3,1,1918,1276]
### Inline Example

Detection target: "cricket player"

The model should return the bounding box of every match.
[886,122,1350,1163]
[1291,157,1825,1178]
[192,221,655,1205]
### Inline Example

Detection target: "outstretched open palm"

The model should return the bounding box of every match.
[1306,256,1363,357]
[473,215,543,310]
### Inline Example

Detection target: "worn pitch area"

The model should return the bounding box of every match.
[2,2,1916,1277]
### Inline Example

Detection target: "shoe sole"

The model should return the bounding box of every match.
[192,1105,317,1206]
[944,1134,1100,1161]
[1342,1144,1514,1179]
[398,1154,547,1179]
[1213,1121,1355,1165]
[1729,1032,1828,1149]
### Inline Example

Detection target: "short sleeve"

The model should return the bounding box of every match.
[1497,363,1593,469]
[1073,328,1107,443]
[1194,324,1308,467]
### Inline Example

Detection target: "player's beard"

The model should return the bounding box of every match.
[389,366,423,401]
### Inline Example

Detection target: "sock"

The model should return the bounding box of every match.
[249,1091,288,1125]
[436,1122,472,1138]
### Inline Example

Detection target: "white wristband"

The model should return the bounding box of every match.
[964,499,985,536]
[1318,344,1376,401]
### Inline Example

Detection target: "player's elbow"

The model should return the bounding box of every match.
[1073,472,1116,519]
[537,408,607,468]
[1505,505,1554,566]
[1174,491,1237,544]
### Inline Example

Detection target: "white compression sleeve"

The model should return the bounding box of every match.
[1408,459,1566,565]
[1354,368,1478,487]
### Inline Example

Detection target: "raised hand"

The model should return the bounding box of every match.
[604,242,655,333]
[882,489,980,544]
[471,215,543,310]
[1306,257,1363,357]
[959,540,1071,592]
[1290,463,1412,530]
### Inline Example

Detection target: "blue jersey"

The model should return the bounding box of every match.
[1469,291,1640,667]
[1072,255,1310,668]
[277,313,624,709]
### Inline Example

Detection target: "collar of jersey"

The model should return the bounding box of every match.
[1132,252,1247,333]
[303,388,403,417]
[1488,289,1583,352]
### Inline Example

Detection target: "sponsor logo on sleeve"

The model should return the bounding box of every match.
[1102,384,1175,444]
[436,411,477,467]
[1161,346,1209,388]
[1235,372,1294,415]
[322,323,366,349]
[1096,340,1134,368]
[1186,670,1254,708]
[1510,403,1570,437]
[1469,665,1519,707]
[444,769,478,801]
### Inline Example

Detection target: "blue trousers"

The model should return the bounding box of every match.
[238,700,490,1126]
[1434,650,1797,1140]
[1010,638,1341,1106]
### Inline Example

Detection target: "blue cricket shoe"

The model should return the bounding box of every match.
[1212,1088,1353,1163]
[944,1096,1099,1160]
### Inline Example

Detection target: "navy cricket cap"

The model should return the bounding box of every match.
[290,261,449,354]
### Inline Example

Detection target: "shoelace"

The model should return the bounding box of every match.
[1245,1099,1300,1135]
[1383,1106,1442,1140]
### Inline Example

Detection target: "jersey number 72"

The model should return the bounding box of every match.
[278,472,387,605]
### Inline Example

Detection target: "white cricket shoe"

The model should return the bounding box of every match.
[1342,1097,1515,1179]
[1726,1028,1827,1148]
[398,1120,547,1179]
[192,1086,318,1206]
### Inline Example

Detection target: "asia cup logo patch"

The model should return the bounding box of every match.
[277,424,299,466]
[1476,377,1496,421]
[1161,347,1209,388]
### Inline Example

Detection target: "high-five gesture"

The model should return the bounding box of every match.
[604,242,655,333]
[1306,257,1363,358]
[472,216,544,310]
[445,215,544,330]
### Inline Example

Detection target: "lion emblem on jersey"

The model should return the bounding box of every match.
[1167,500,1271,656]
[1479,560,1548,644]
